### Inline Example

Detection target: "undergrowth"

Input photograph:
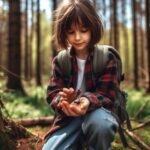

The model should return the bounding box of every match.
[0,86,150,121]
[0,87,54,119]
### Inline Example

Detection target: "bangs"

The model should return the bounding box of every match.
[65,7,91,30]
[54,0,104,49]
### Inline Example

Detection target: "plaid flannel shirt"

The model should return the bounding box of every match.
[44,46,119,140]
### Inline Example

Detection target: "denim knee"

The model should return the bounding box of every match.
[82,108,118,150]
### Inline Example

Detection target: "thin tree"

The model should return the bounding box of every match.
[112,0,119,50]
[36,0,41,85]
[146,0,150,92]
[7,0,24,92]
[109,0,113,46]
[139,0,145,80]
[0,0,5,67]
[132,0,139,89]
[24,0,29,79]
[29,0,34,78]
[52,0,57,58]
[102,0,106,16]
[121,0,129,79]
[0,12,2,66]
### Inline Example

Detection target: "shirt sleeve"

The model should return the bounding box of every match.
[46,57,64,111]
[83,52,119,111]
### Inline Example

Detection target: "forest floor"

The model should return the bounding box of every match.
[1,83,150,150]
[15,120,150,150]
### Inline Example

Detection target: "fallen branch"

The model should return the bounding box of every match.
[16,116,54,127]
[125,129,150,150]
[132,120,150,131]
[134,100,149,118]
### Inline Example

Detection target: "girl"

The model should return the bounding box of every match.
[43,0,119,150]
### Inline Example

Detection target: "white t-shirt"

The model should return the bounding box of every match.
[76,57,86,94]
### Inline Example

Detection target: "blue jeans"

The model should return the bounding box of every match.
[42,108,118,150]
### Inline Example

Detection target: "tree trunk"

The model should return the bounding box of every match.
[24,0,29,79]
[36,0,42,86]
[7,0,24,93]
[52,0,57,58]
[121,0,129,79]
[109,1,113,46]
[29,0,34,78]
[139,0,145,80]
[146,0,150,92]
[113,0,119,50]
[102,0,106,16]
[0,30,2,67]
[132,0,139,89]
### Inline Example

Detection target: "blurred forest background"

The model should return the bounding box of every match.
[0,0,150,150]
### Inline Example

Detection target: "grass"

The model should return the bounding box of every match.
[0,86,54,119]
[1,86,150,120]
[125,87,150,120]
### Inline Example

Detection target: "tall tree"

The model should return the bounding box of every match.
[146,0,150,92]
[109,0,113,46]
[24,0,29,79]
[52,0,57,58]
[0,0,5,67]
[139,0,145,79]
[132,0,139,89]
[102,0,106,16]
[36,0,41,85]
[112,0,119,50]
[7,0,24,92]
[29,0,34,78]
[0,15,2,66]
[121,0,129,78]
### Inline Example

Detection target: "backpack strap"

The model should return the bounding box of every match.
[57,50,71,80]
[92,45,108,76]
[93,45,124,83]
[57,45,122,80]
[118,124,129,147]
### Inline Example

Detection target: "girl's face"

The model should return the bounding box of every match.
[66,23,91,53]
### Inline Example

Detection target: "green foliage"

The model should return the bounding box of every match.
[1,85,150,122]
[125,87,150,120]
[0,87,54,119]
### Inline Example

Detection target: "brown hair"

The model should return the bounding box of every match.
[53,0,104,50]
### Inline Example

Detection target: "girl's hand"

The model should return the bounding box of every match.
[60,97,90,117]
[58,88,78,103]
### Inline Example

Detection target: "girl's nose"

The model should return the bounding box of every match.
[75,31,81,40]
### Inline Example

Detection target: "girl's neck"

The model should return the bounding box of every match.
[75,49,89,60]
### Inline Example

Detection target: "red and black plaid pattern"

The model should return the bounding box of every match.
[45,47,119,139]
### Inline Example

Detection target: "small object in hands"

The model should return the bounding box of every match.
[74,95,82,104]
[67,89,81,103]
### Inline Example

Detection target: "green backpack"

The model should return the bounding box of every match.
[57,45,132,147]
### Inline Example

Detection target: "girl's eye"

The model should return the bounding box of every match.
[67,28,89,34]
[67,30,74,34]
[81,28,88,32]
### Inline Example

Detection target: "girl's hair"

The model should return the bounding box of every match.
[53,0,104,50]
